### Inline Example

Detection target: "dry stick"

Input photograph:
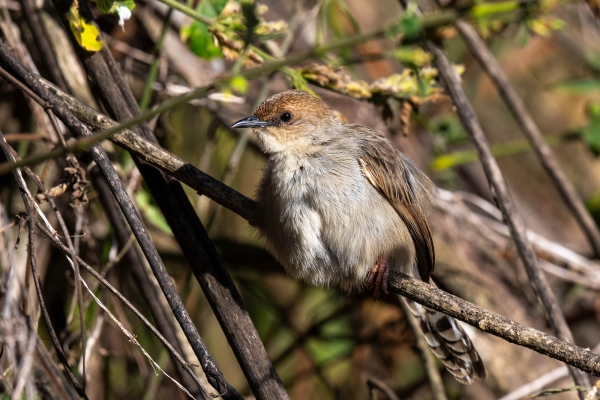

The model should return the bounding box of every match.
[499,367,569,400]
[427,41,591,389]
[34,339,80,400]
[398,299,448,400]
[32,220,210,397]
[0,136,89,400]
[31,85,600,377]
[456,20,600,258]
[10,303,37,400]
[0,42,228,399]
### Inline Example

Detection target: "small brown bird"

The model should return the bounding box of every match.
[232,89,486,384]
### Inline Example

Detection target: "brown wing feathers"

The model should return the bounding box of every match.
[356,127,435,282]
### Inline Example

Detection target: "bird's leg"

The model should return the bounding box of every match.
[367,256,390,299]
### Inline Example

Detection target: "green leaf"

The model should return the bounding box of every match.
[96,0,114,13]
[386,3,421,39]
[400,15,421,39]
[182,21,222,59]
[205,0,228,16]
[181,0,228,60]
[470,0,520,18]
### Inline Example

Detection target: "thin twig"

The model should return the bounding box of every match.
[62,252,197,400]
[13,142,88,390]
[498,342,600,400]
[438,189,600,287]
[498,366,569,400]
[10,321,37,400]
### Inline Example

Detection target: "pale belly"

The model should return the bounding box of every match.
[256,157,416,292]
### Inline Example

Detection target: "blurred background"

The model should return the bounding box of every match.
[2,0,600,398]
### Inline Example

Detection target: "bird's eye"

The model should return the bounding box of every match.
[280,112,293,123]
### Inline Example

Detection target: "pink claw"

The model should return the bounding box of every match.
[367,256,390,299]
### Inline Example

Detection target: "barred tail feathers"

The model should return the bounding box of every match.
[404,298,486,384]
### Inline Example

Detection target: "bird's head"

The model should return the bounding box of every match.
[231,90,340,154]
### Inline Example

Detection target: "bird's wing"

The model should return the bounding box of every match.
[352,125,435,281]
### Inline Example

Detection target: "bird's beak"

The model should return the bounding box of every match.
[231,115,270,129]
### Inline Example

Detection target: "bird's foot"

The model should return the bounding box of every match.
[367,256,389,299]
